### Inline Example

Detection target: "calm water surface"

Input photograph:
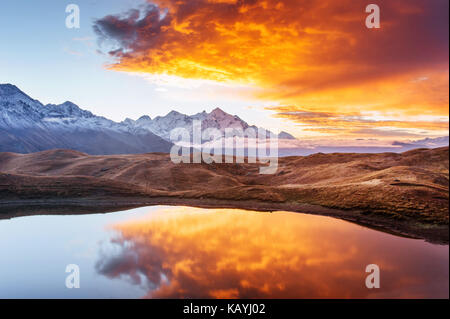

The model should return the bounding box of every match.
[0,206,448,298]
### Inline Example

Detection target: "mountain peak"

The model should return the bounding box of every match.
[0,83,31,99]
[167,110,183,116]
[47,101,81,110]
[0,83,21,95]
[61,101,77,106]
[46,101,94,118]
[0,84,41,109]
[138,115,151,121]
[279,131,296,140]
[210,107,226,116]
[123,118,135,125]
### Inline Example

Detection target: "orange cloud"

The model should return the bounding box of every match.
[96,207,448,298]
[268,104,449,139]
[94,0,449,138]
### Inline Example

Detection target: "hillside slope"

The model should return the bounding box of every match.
[0,147,448,242]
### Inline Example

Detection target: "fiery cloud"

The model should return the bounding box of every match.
[94,0,449,138]
[96,207,448,298]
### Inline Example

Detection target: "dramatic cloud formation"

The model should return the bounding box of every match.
[96,207,448,298]
[269,107,449,138]
[94,0,449,139]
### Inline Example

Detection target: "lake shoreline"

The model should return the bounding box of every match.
[1,197,448,245]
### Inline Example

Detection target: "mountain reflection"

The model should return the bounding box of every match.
[96,207,449,298]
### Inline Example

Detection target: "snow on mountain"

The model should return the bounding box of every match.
[124,107,296,141]
[0,84,42,108]
[0,85,112,131]
[0,84,172,154]
[0,83,297,154]
[2,84,446,157]
[0,84,47,128]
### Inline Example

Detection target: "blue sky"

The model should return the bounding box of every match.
[0,0,285,130]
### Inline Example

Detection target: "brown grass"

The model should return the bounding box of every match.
[0,147,448,227]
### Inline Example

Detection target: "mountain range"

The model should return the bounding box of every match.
[122,107,295,141]
[1,83,447,156]
[0,84,294,155]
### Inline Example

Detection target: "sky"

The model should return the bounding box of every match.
[0,0,448,144]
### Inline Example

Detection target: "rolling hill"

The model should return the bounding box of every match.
[0,147,448,242]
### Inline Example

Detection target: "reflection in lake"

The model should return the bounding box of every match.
[96,207,448,299]
[0,206,447,298]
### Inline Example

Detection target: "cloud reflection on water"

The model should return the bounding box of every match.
[96,207,449,298]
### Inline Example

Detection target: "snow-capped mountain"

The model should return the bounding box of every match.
[0,84,172,154]
[0,84,295,155]
[393,136,449,148]
[122,107,296,141]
